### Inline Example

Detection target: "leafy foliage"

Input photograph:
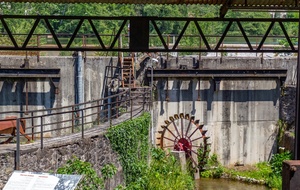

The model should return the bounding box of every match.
[126,148,194,190]
[106,112,151,185]
[269,151,292,177]
[57,156,104,190]
[200,154,224,178]
[101,163,117,181]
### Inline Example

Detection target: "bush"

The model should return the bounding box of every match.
[57,156,104,190]
[126,148,195,190]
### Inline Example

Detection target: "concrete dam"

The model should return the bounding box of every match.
[0,55,296,167]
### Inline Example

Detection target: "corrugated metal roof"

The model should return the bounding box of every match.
[0,0,298,7]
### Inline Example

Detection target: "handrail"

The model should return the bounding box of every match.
[0,87,151,170]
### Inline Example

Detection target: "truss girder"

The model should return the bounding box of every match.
[0,15,298,53]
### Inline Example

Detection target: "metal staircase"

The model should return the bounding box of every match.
[122,56,135,88]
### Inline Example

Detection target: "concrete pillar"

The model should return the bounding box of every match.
[171,151,186,172]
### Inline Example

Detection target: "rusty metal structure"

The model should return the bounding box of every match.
[158,113,210,171]
[0,116,31,144]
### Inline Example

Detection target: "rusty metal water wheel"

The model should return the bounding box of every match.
[157,113,210,171]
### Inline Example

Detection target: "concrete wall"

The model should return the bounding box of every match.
[153,56,297,166]
[0,55,296,166]
[0,56,118,113]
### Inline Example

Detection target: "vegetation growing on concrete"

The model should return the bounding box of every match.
[277,119,288,145]
[106,112,194,189]
[106,112,151,185]
[200,151,292,190]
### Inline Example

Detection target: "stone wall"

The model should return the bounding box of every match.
[0,132,123,189]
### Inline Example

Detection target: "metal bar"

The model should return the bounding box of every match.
[44,18,62,49]
[151,20,168,50]
[72,106,75,133]
[236,21,253,50]
[31,112,34,140]
[109,19,127,49]
[37,35,40,62]
[25,79,28,113]
[66,19,84,49]
[191,136,203,142]
[257,21,275,50]
[220,0,233,18]
[197,79,201,101]
[295,10,300,160]
[185,119,192,138]
[88,19,106,49]
[1,18,18,48]
[40,116,43,149]
[181,117,184,138]
[279,21,295,50]
[22,18,40,48]
[165,126,178,139]
[81,109,84,139]
[163,136,176,143]
[0,46,295,53]
[15,118,20,170]
[97,100,100,125]
[215,21,233,50]
[130,68,132,119]
[188,126,199,139]
[171,120,181,138]
[194,21,211,50]
[147,68,287,78]
[172,21,190,50]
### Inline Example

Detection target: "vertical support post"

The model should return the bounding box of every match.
[81,109,84,139]
[151,65,154,144]
[108,91,111,125]
[199,37,201,62]
[97,100,100,124]
[40,116,43,149]
[116,96,119,118]
[25,79,28,114]
[197,78,201,101]
[37,34,40,62]
[72,106,75,133]
[130,68,132,119]
[31,112,34,140]
[167,35,169,60]
[166,78,169,101]
[295,11,300,160]
[15,118,20,170]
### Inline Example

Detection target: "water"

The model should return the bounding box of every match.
[196,178,268,190]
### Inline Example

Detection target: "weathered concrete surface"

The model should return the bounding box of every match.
[0,56,118,113]
[0,55,296,167]
[153,56,296,166]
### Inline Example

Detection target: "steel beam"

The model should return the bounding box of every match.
[0,16,296,53]
[0,68,60,78]
[146,68,287,79]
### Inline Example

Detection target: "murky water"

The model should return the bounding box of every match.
[196,178,268,190]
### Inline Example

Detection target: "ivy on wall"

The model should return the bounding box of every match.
[106,112,151,185]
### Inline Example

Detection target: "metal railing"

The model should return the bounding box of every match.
[0,87,151,169]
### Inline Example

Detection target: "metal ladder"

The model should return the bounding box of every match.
[121,56,135,88]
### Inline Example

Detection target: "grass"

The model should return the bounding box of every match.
[200,152,292,190]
